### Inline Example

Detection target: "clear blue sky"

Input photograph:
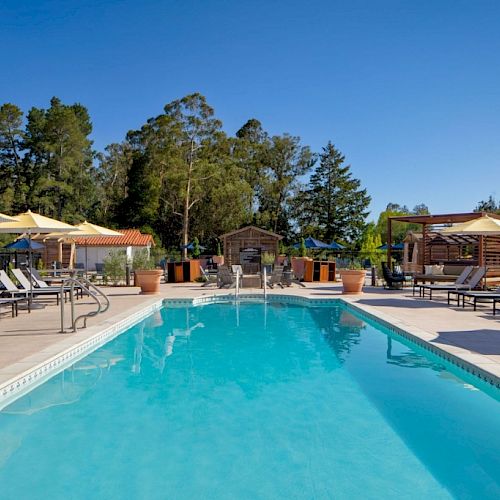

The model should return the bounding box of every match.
[2,0,499,219]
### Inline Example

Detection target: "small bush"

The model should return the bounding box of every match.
[103,250,127,285]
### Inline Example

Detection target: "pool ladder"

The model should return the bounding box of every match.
[234,268,267,301]
[59,277,110,333]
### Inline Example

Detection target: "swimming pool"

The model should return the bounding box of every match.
[1,300,499,499]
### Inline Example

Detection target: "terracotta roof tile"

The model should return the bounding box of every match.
[75,229,154,247]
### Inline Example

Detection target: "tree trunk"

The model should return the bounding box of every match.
[181,141,195,260]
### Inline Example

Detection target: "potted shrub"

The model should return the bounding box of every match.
[339,260,367,295]
[276,241,287,265]
[191,237,201,260]
[133,249,163,294]
[213,241,224,265]
[261,251,275,274]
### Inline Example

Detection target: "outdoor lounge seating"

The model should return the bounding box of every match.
[413,264,473,285]
[267,266,284,289]
[0,297,23,318]
[10,269,68,304]
[217,266,236,288]
[381,262,405,289]
[419,266,486,300]
[29,268,83,298]
[200,267,218,287]
[414,266,474,297]
[447,286,500,311]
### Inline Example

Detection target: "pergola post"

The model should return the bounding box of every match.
[387,217,392,269]
[422,224,428,272]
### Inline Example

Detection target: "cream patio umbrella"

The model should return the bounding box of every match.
[441,215,500,279]
[0,210,76,305]
[45,221,123,275]
[0,213,19,222]
[441,214,500,235]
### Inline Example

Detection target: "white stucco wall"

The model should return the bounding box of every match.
[76,245,150,271]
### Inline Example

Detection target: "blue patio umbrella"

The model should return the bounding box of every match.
[4,238,45,250]
[293,236,333,249]
[329,240,345,250]
[377,242,404,251]
[180,242,206,251]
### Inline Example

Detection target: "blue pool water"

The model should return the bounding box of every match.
[0,301,499,499]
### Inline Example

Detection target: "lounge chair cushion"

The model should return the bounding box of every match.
[432,265,444,275]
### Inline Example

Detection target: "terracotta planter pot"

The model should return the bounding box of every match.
[339,270,367,295]
[291,257,312,280]
[276,255,287,265]
[212,255,224,265]
[134,269,163,294]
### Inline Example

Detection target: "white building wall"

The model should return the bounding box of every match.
[76,245,150,271]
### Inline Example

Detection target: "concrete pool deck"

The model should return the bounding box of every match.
[1,281,499,402]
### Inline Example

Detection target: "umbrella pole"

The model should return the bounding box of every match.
[28,229,33,308]
[85,239,88,278]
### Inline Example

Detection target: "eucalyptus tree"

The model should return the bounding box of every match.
[233,118,269,217]
[296,142,370,243]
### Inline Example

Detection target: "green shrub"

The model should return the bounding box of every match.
[132,248,155,270]
[103,250,127,285]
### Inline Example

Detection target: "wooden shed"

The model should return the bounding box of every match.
[220,226,283,274]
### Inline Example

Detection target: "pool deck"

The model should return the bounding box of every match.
[1,281,499,403]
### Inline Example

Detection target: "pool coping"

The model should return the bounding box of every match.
[1,292,498,410]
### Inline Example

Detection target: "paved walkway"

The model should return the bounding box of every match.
[0,282,499,387]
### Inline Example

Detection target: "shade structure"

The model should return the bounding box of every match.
[4,237,45,250]
[293,237,335,249]
[0,213,19,222]
[440,215,500,235]
[46,221,123,273]
[0,210,76,306]
[377,242,404,251]
[329,240,345,250]
[180,242,206,251]
[0,210,76,233]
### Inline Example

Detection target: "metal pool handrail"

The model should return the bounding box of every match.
[60,276,110,333]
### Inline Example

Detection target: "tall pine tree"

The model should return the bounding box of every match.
[297,142,370,243]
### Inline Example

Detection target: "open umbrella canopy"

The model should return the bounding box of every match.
[0,210,75,234]
[0,213,19,223]
[440,215,500,235]
[180,242,206,251]
[4,237,45,250]
[293,236,337,249]
[329,240,345,250]
[68,221,123,238]
[378,242,405,251]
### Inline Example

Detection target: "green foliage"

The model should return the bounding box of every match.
[295,142,370,244]
[359,224,383,269]
[375,202,429,244]
[103,250,127,285]
[475,196,500,214]
[278,240,285,255]
[216,241,222,256]
[261,251,276,265]
[132,248,155,270]
[192,237,201,259]
[299,238,307,257]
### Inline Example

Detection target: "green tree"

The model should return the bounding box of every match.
[257,133,313,235]
[20,97,96,220]
[474,196,500,214]
[296,142,370,243]
[94,142,132,225]
[0,103,24,211]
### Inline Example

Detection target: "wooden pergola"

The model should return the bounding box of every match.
[387,212,500,277]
